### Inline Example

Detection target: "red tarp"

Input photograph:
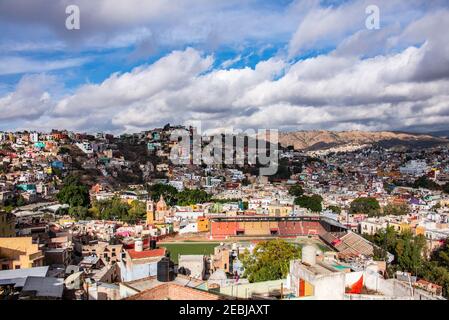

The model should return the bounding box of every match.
[347,275,363,294]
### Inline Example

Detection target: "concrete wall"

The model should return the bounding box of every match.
[178,256,205,280]
[179,223,198,234]
[312,273,346,300]
[289,260,346,300]
[119,283,139,299]
[219,279,286,299]
[118,261,158,282]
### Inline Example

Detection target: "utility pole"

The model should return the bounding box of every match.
[280,282,284,299]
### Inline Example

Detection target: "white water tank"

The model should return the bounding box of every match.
[135,239,143,252]
[302,245,317,266]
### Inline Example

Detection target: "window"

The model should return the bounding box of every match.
[15,266,21,270]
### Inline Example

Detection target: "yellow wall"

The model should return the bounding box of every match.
[0,237,44,269]
[268,206,292,217]
[197,218,209,232]
[415,225,426,236]
[304,280,314,297]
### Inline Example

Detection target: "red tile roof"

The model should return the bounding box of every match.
[128,248,166,260]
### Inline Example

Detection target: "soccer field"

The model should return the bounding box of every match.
[158,242,219,264]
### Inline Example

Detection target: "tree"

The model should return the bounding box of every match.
[413,176,440,190]
[68,206,90,220]
[176,189,211,206]
[147,183,178,205]
[241,239,301,283]
[294,194,323,212]
[58,146,70,155]
[15,195,26,207]
[128,200,147,223]
[56,174,90,208]
[443,183,449,194]
[57,184,90,208]
[367,230,449,297]
[383,203,410,216]
[327,205,342,214]
[395,231,426,274]
[350,197,381,216]
[91,197,131,221]
[288,185,304,197]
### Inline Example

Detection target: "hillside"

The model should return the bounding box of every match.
[275,130,449,151]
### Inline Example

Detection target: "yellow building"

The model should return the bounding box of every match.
[146,196,171,224]
[415,225,426,236]
[0,211,15,237]
[0,237,44,270]
[197,217,210,232]
[268,204,292,217]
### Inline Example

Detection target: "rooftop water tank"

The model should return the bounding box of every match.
[135,238,143,252]
[157,257,175,282]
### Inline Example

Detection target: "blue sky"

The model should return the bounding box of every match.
[0,0,449,134]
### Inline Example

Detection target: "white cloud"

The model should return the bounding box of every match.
[1,1,449,133]
[0,74,56,121]
[0,56,89,75]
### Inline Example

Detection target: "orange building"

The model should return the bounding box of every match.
[0,237,44,270]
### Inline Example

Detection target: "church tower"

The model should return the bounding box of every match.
[146,200,155,225]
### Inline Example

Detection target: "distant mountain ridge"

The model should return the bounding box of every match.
[429,130,449,139]
[274,130,449,151]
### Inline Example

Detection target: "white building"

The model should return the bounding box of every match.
[400,160,429,176]
[178,255,206,280]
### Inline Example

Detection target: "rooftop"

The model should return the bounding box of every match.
[21,276,64,298]
[124,282,222,300]
[127,248,166,260]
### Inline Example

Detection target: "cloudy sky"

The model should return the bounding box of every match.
[1,0,449,134]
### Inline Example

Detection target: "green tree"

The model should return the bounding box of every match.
[288,184,304,197]
[327,205,342,214]
[241,239,301,283]
[350,197,381,216]
[56,184,90,208]
[383,203,410,216]
[128,200,147,223]
[15,195,26,207]
[413,176,440,190]
[56,175,90,208]
[443,183,449,194]
[366,228,449,297]
[147,183,178,205]
[294,194,323,212]
[176,189,211,206]
[68,206,90,220]
[91,197,131,221]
